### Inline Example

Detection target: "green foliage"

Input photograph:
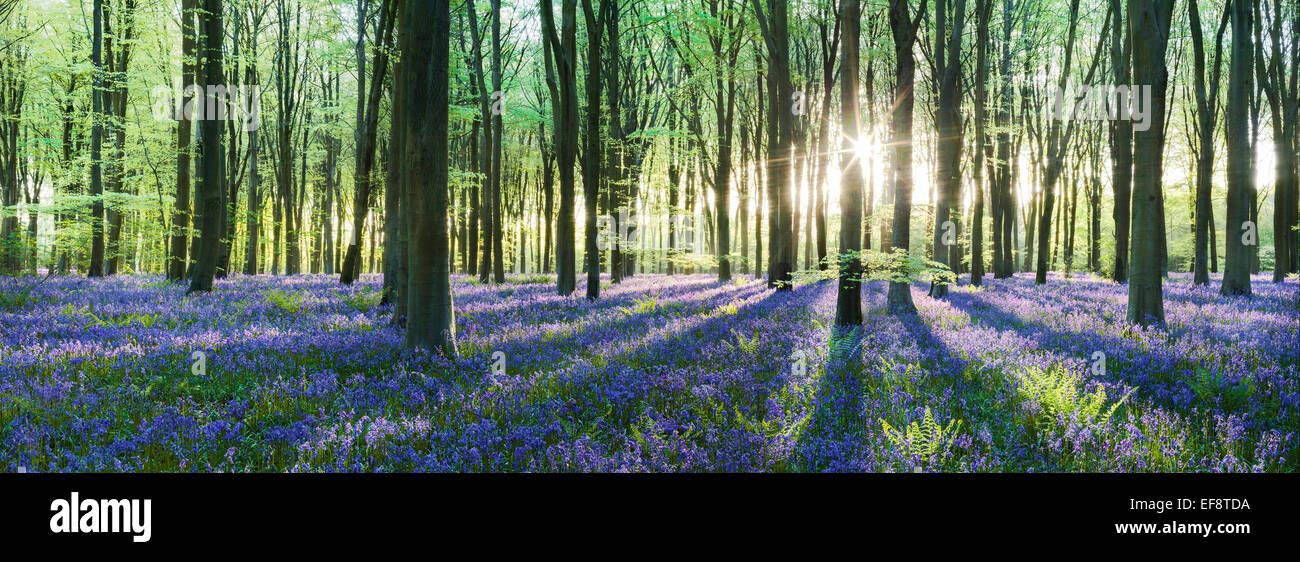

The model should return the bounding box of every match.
[712,300,740,316]
[880,408,963,468]
[87,309,165,329]
[509,274,553,285]
[1189,366,1257,413]
[1015,364,1134,435]
[340,287,385,313]
[789,249,957,288]
[0,273,52,311]
[724,329,760,356]
[663,251,718,271]
[265,289,307,315]
[628,293,660,315]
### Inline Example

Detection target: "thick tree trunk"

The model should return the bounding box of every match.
[886,0,924,313]
[188,0,225,293]
[490,0,505,284]
[751,0,794,291]
[88,0,106,278]
[541,0,578,296]
[930,0,966,298]
[1126,0,1173,325]
[1221,0,1253,296]
[401,0,455,354]
[580,0,606,299]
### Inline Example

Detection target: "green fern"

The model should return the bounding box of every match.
[628,293,660,315]
[341,287,385,313]
[880,408,963,463]
[1016,364,1134,434]
[724,329,760,356]
[713,300,740,316]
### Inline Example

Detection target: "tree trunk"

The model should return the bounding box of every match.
[1221,0,1253,296]
[542,0,578,296]
[994,0,1015,279]
[401,0,456,354]
[490,0,505,284]
[1189,0,1228,285]
[886,0,924,313]
[971,0,991,286]
[835,0,863,327]
[750,0,795,291]
[1126,0,1173,325]
[580,0,606,300]
[930,0,966,298]
[342,0,395,284]
[188,0,226,293]
[88,0,106,278]
[1109,0,1132,283]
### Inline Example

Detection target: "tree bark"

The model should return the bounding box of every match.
[930,0,966,298]
[400,0,455,354]
[835,0,863,327]
[342,0,395,284]
[886,0,926,313]
[188,0,226,293]
[1109,0,1132,283]
[1221,0,1254,295]
[88,0,106,278]
[541,0,579,296]
[1126,0,1173,326]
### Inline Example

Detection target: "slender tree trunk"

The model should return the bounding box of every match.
[994,0,1016,278]
[835,0,863,327]
[342,0,395,284]
[1110,0,1132,283]
[1189,0,1228,285]
[88,0,106,278]
[971,0,992,286]
[242,28,262,276]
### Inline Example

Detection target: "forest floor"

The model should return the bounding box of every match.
[0,271,1296,472]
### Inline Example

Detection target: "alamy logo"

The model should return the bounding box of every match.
[151,80,261,131]
[1047,84,1152,132]
[50,492,152,543]
[488,350,506,385]
[190,350,206,377]
[596,209,694,252]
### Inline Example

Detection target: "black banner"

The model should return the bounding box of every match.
[1,473,1292,553]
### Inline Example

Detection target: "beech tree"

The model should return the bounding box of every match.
[835,0,862,327]
[400,0,456,354]
[188,0,226,293]
[885,0,924,314]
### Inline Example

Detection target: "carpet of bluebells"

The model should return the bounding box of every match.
[1,271,1296,472]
